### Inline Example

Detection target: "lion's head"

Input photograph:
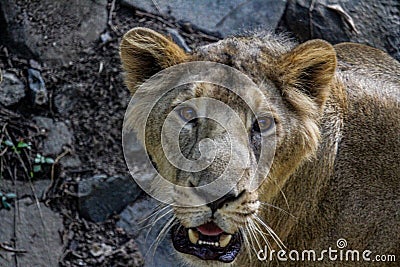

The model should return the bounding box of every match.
[120,28,336,265]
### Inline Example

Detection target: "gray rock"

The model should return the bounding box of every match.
[121,0,287,37]
[29,59,42,70]
[60,154,82,169]
[0,179,51,200]
[0,72,25,106]
[33,116,73,156]
[28,68,48,105]
[0,0,108,66]
[0,198,64,267]
[100,31,112,43]
[53,84,83,114]
[117,195,178,267]
[78,175,142,222]
[281,0,400,61]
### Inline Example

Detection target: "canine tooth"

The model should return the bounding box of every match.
[219,234,232,248]
[188,229,199,245]
[198,240,203,245]
[215,242,219,247]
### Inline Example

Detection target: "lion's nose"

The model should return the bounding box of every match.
[207,189,244,213]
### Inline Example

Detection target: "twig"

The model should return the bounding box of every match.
[4,129,30,178]
[309,0,316,39]
[44,148,71,198]
[5,129,51,265]
[196,32,220,42]
[63,189,80,197]
[0,243,27,254]
[3,47,13,68]
[0,123,7,156]
[13,181,19,267]
[135,10,177,29]
[326,4,359,34]
[0,147,8,156]
[151,0,162,14]
[108,0,117,33]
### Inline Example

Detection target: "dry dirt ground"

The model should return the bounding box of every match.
[0,1,218,266]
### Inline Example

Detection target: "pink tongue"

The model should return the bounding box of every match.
[196,222,224,236]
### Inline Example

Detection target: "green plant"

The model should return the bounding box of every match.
[2,139,32,154]
[0,191,16,210]
[32,153,54,176]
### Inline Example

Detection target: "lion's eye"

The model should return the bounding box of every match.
[253,116,274,133]
[178,107,197,122]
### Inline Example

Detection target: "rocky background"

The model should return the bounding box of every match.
[0,0,398,266]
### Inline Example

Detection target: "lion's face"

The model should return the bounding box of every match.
[158,83,273,263]
[120,28,336,265]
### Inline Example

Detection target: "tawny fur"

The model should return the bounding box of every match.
[120,28,400,267]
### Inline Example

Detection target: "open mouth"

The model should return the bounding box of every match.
[171,222,242,263]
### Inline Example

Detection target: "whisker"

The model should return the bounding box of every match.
[154,217,178,253]
[150,209,174,227]
[239,227,253,261]
[254,215,286,250]
[147,215,177,260]
[144,209,174,243]
[136,200,175,234]
[245,223,258,256]
[259,201,297,219]
[251,218,272,252]
[246,219,263,254]
[248,219,263,252]
[138,203,170,224]
[274,179,291,212]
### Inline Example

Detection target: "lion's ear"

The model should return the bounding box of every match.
[277,40,337,108]
[120,27,187,94]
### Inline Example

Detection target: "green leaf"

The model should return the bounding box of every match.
[17,141,29,148]
[34,157,41,163]
[33,165,42,173]
[1,196,7,209]
[3,201,11,210]
[45,157,55,164]
[5,193,16,199]
[4,140,14,147]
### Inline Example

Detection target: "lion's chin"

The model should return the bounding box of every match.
[171,222,242,263]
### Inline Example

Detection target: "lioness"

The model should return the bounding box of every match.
[120,27,400,266]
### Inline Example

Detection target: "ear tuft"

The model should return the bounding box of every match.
[120,27,187,94]
[277,39,337,108]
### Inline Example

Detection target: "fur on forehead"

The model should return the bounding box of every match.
[172,82,272,116]
[194,31,296,64]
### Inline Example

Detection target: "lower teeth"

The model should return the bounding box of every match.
[187,229,232,248]
[198,240,219,246]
